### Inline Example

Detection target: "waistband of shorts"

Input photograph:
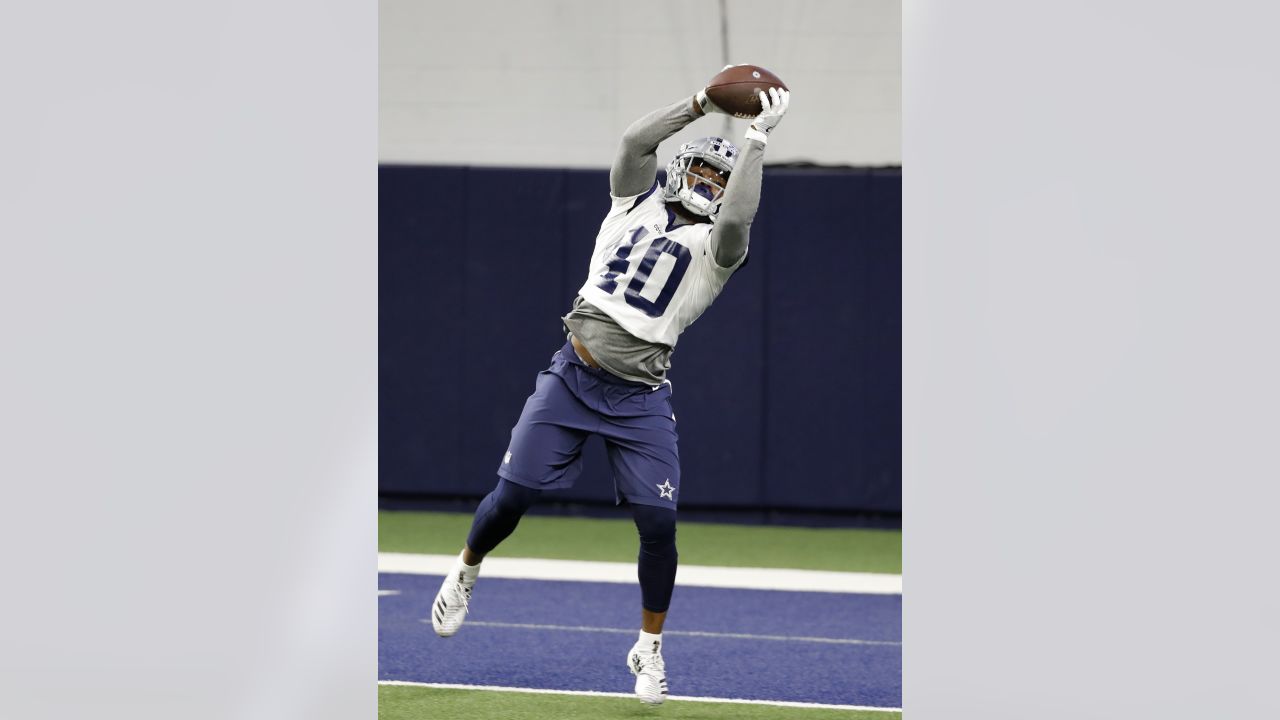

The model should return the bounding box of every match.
[557,339,659,389]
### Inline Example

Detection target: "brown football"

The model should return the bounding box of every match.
[704,65,789,119]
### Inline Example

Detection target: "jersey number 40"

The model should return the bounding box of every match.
[597,225,692,318]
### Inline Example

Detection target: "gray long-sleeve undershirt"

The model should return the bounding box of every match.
[564,97,766,385]
[610,98,765,268]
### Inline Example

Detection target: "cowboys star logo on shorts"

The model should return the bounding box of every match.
[656,480,675,500]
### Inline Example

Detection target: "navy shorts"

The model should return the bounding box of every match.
[497,340,680,509]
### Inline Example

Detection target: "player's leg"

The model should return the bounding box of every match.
[432,370,592,638]
[463,477,542,564]
[626,502,677,704]
[431,478,542,637]
[602,411,680,705]
[632,503,678,633]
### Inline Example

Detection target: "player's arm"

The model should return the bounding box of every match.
[710,88,791,268]
[610,69,737,198]
[610,99,701,198]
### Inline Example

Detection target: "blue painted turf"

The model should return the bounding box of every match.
[379,573,902,708]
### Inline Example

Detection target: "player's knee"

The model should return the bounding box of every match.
[492,478,540,515]
[632,504,677,556]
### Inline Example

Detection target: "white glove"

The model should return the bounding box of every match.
[744,87,790,144]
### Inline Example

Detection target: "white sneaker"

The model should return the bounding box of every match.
[431,554,478,637]
[626,638,668,705]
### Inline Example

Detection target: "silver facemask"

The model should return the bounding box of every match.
[661,137,738,217]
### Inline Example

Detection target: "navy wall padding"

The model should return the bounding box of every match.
[380,165,901,513]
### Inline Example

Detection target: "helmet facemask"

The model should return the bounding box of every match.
[661,137,739,218]
[672,157,730,217]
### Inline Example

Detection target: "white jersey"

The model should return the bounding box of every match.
[576,184,746,348]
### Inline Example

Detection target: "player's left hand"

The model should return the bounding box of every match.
[749,87,791,137]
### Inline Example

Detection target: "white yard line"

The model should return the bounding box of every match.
[378,552,902,595]
[379,680,902,713]
[417,619,901,646]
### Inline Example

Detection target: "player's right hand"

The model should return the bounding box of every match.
[695,89,726,116]
[694,64,743,116]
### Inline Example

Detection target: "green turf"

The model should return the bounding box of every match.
[379,510,900,574]
[378,685,900,719]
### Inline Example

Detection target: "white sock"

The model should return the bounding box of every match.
[636,630,662,653]
[457,550,481,582]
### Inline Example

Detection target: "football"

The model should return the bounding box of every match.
[703,65,789,119]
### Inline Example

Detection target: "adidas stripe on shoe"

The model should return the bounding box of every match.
[626,639,668,705]
[431,553,479,637]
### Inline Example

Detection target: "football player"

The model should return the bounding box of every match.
[431,70,791,705]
